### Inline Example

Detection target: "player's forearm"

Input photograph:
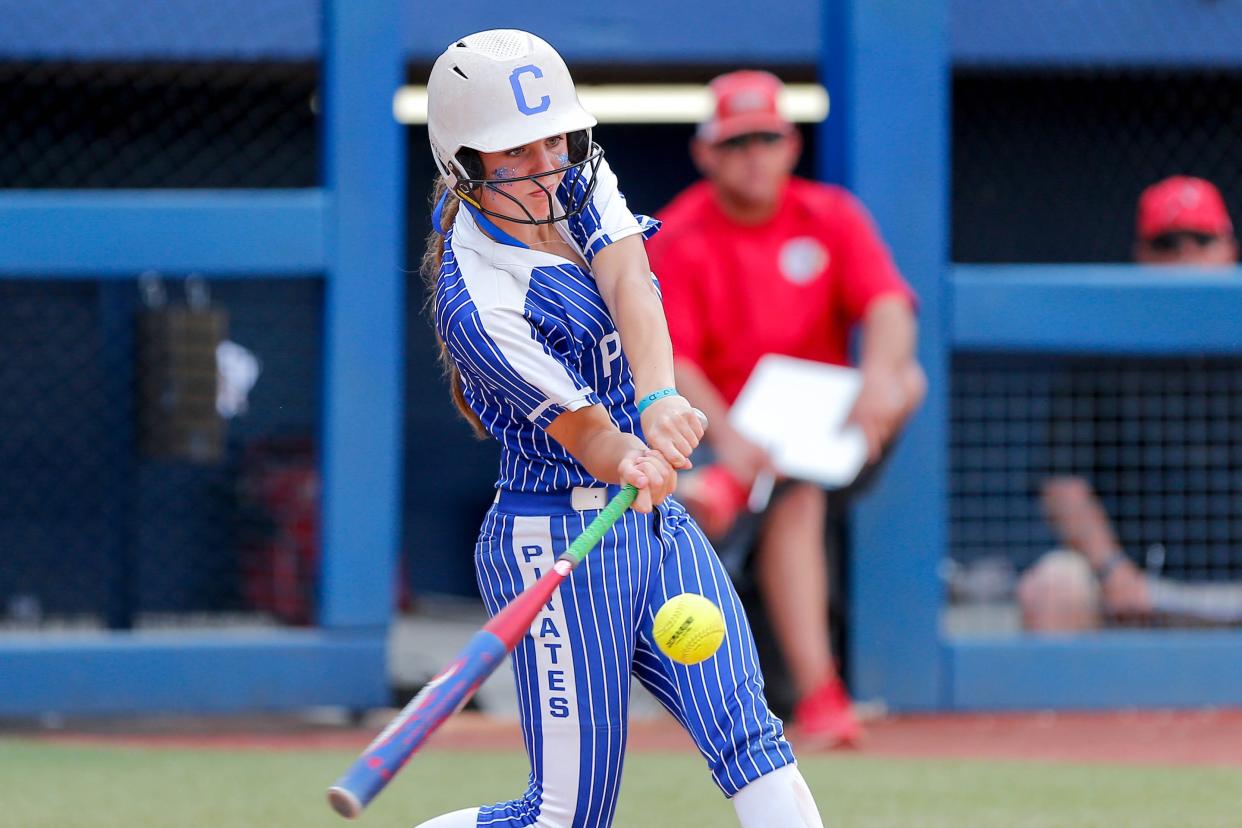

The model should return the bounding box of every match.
[574,429,649,484]
[673,357,736,448]
[592,236,678,396]
[859,294,918,377]
[547,403,649,484]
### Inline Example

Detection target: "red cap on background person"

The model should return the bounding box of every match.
[697,70,793,144]
[1136,176,1233,241]
[1134,176,1238,267]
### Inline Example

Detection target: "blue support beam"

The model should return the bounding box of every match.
[7,0,1242,69]
[0,0,320,60]
[0,190,327,276]
[317,0,406,630]
[821,0,950,711]
[947,631,1242,710]
[953,265,1242,353]
[952,0,1242,68]
[0,0,820,64]
[0,631,386,716]
[405,0,820,65]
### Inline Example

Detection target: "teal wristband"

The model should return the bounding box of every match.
[636,387,678,414]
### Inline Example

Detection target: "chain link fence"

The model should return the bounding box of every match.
[0,277,323,630]
[954,67,1242,263]
[948,7,1242,634]
[0,275,325,630]
[0,61,317,189]
[947,353,1242,633]
[0,6,323,630]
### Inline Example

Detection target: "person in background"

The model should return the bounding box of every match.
[1021,176,1241,633]
[1021,476,1242,631]
[646,70,926,748]
[1133,175,1237,267]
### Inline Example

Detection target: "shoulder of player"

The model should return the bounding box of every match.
[439,245,529,321]
[448,259,579,327]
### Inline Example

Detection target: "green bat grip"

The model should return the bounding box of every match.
[558,484,638,566]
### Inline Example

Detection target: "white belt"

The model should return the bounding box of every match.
[492,485,610,512]
[570,486,608,511]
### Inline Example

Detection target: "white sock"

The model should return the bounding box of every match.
[411,806,479,828]
[732,765,824,828]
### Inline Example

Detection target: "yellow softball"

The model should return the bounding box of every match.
[653,593,725,665]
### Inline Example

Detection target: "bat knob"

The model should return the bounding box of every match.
[328,787,363,820]
[694,408,709,428]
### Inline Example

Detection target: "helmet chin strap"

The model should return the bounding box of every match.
[431,186,554,250]
[462,200,531,248]
[450,141,604,227]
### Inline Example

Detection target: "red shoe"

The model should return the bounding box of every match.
[793,678,864,749]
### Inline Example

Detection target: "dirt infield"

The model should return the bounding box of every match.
[860,709,1242,767]
[23,708,1242,767]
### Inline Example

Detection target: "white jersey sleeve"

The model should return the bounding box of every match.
[562,154,660,264]
[444,303,601,431]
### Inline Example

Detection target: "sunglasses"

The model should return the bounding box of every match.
[715,131,787,151]
[1146,231,1224,252]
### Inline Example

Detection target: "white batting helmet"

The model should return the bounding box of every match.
[427,30,598,195]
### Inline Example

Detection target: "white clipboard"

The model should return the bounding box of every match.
[728,355,868,490]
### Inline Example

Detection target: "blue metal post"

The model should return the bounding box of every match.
[318,0,407,629]
[820,0,949,710]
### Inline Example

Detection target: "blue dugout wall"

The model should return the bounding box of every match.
[0,0,404,715]
[4,0,1242,715]
[826,1,1242,711]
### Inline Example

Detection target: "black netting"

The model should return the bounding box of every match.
[0,277,323,630]
[0,61,318,188]
[950,353,1242,583]
[954,69,1242,263]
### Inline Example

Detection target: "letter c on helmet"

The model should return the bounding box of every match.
[509,64,551,115]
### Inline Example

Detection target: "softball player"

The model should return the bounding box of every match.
[415,30,823,828]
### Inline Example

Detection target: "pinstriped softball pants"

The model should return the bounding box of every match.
[471,493,796,828]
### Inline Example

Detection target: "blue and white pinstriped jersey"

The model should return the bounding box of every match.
[433,157,660,493]
[561,153,645,265]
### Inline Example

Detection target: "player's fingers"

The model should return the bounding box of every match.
[659,446,690,470]
[647,449,683,490]
[669,413,704,450]
[648,433,688,469]
[638,452,669,491]
[619,458,649,490]
[669,432,695,461]
[640,457,677,505]
[633,486,654,513]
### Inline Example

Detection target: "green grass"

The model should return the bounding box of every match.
[4,739,1240,827]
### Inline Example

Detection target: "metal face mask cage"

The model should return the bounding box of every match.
[453,132,604,226]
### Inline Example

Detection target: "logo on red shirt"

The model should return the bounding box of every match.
[778,237,829,285]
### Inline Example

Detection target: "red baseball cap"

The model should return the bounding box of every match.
[697,70,793,144]
[1137,176,1233,240]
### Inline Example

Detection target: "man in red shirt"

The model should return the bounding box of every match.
[646,70,925,748]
